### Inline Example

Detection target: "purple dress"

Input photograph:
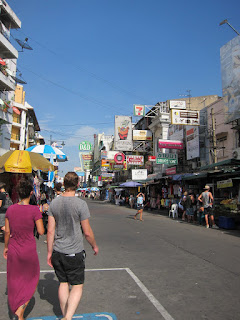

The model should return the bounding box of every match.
[6,204,42,313]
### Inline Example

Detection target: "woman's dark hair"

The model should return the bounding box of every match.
[17,178,33,199]
[54,182,62,192]
[64,172,79,191]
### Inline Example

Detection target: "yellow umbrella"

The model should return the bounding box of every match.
[0,150,54,173]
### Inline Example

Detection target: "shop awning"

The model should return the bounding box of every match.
[199,159,240,171]
[182,172,208,181]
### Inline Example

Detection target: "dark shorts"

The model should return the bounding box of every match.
[186,208,194,216]
[51,250,86,285]
[137,204,144,209]
[204,207,214,216]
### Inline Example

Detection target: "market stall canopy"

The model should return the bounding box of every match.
[119,181,142,187]
[0,150,54,173]
[26,144,68,162]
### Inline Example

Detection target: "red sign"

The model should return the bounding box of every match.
[114,152,125,164]
[166,167,176,175]
[126,155,144,165]
[158,140,183,149]
[148,156,156,162]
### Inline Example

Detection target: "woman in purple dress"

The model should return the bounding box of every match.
[3,178,44,320]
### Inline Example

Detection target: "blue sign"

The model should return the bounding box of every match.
[29,313,117,320]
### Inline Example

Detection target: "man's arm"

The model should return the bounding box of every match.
[47,216,56,267]
[81,219,99,255]
[198,193,202,202]
[209,192,214,205]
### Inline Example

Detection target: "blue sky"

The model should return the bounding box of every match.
[7,0,240,175]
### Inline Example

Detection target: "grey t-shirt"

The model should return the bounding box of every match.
[48,195,90,254]
[201,191,211,208]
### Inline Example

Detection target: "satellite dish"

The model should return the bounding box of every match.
[15,38,33,52]
[10,75,27,84]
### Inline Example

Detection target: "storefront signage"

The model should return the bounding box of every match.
[101,173,115,182]
[133,104,145,116]
[156,153,178,165]
[101,150,108,159]
[171,109,200,126]
[148,156,156,161]
[186,126,200,160]
[126,155,144,165]
[165,167,177,175]
[169,100,186,109]
[133,130,152,141]
[217,179,233,189]
[158,140,183,150]
[132,169,147,180]
[109,161,127,171]
[79,141,92,151]
[101,160,110,167]
[114,152,125,164]
[82,154,92,161]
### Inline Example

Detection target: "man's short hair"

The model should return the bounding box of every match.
[64,172,79,191]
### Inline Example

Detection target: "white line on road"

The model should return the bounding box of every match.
[0,267,175,320]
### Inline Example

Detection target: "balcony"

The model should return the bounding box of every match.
[0,31,18,59]
[0,67,15,90]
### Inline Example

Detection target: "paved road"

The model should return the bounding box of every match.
[0,200,240,320]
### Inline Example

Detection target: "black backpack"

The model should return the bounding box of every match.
[4,192,13,210]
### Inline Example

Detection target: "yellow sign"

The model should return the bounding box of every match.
[217,179,233,189]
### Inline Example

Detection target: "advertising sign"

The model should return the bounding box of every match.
[133,130,152,141]
[101,159,110,167]
[126,155,144,165]
[101,173,115,182]
[156,153,178,165]
[169,100,186,109]
[166,167,177,175]
[220,35,240,123]
[148,156,156,161]
[79,141,92,151]
[168,125,184,141]
[217,179,233,189]
[82,154,92,161]
[109,161,127,171]
[132,169,147,180]
[114,152,125,164]
[171,109,200,125]
[158,140,183,149]
[133,104,145,116]
[101,150,108,159]
[186,126,199,160]
[114,116,133,151]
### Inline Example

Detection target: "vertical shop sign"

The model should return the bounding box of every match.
[114,116,133,151]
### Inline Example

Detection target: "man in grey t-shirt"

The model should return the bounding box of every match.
[198,185,218,229]
[47,172,99,320]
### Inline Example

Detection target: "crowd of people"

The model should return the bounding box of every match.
[1,172,99,320]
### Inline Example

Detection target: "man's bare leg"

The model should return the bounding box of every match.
[63,284,83,320]
[58,282,70,316]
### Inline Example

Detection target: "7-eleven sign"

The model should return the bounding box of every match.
[133,104,145,116]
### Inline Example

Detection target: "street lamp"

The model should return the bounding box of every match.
[219,19,240,36]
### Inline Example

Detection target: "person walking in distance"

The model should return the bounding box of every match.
[198,185,218,229]
[47,172,99,320]
[134,192,145,221]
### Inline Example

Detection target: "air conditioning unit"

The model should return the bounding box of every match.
[232,148,240,159]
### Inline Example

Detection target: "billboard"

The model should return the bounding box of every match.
[114,116,133,151]
[133,130,152,141]
[186,126,199,160]
[171,109,200,125]
[169,100,186,109]
[220,35,240,123]
[132,169,147,180]
[126,155,144,165]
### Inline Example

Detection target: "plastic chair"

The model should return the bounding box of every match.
[169,203,178,219]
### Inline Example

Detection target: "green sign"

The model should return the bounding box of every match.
[156,152,178,165]
[79,141,92,151]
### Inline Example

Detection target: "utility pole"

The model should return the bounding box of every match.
[211,108,217,163]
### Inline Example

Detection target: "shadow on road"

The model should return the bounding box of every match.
[38,273,62,316]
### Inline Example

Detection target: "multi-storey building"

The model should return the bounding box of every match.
[0,0,21,155]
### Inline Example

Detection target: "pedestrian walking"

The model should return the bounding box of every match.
[3,178,44,320]
[134,192,145,221]
[198,185,218,228]
[47,172,99,320]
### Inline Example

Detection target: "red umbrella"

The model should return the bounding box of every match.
[0,58,6,66]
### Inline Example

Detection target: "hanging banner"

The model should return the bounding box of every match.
[186,126,199,160]
[114,115,133,151]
